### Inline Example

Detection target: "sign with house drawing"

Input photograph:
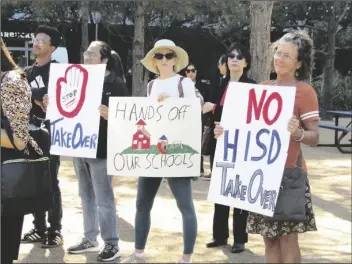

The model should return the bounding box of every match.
[107,97,202,177]
[46,63,106,158]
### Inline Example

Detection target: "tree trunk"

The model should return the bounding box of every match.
[132,0,146,96]
[321,4,336,120]
[80,1,89,63]
[248,1,274,83]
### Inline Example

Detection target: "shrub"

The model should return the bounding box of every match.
[311,71,352,111]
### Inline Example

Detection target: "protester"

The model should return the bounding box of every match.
[184,63,211,104]
[121,39,198,264]
[184,63,210,177]
[64,41,128,262]
[203,43,256,253]
[1,39,44,264]
[218,54,227,79]
[215,30,319,263]
[201,54,227,181]
[21,25,64,248]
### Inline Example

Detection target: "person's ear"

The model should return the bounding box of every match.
[50,46,56,54]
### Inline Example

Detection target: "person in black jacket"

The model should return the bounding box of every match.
[201,55,227,181]
[184,63,212,176]
[21,25,64,248]
[202,43,257,254]
[66,41,127,262]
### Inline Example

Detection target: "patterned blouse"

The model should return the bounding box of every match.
[1,70,42,155]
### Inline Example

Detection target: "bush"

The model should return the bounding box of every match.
[311,71,352,111]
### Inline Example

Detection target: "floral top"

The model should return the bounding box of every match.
[1,70,42,155]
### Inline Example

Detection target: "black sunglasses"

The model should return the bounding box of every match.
[154,52,176,60]
[185,69,196,73]
[228,53,244,60]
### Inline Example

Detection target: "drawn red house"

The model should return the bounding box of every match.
[132,119,151,150]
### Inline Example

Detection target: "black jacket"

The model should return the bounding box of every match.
[205,75,257,154]
[211,75,257,123]
[195,79,212,127]
[195,79,212,103]
[25,60,58,119]
[96,73,128,159]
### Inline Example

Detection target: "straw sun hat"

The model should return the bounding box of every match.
[141,39,189,74]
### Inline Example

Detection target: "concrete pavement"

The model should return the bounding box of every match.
[16,119,351,263]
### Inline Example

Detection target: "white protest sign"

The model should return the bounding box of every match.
[107,97,201,177]
[46,63,106,158]
[207,82,296,217]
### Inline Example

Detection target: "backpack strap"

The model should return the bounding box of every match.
[178,77,184,98]
[147,80,155,96]
[296,151,302,168]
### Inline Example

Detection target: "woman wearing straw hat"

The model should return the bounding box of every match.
[121,39,198,264]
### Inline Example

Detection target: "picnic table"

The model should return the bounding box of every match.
[318,110,352,153]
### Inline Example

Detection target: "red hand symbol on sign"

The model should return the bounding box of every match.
[56,64,88,118]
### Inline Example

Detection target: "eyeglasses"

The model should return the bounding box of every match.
[154,52,176,60]
[83,51,98,57]
[228,53,244,60]
[274,50,297,61]
[32,38,50,46]
[185,69,196,73]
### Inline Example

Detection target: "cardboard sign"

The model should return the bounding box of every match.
[46,63,106,158]
[107,97,201,177]
[207,82,296,217]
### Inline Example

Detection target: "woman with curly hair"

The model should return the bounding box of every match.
[214,30,320,263]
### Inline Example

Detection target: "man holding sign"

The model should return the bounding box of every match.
[211,30,319,263]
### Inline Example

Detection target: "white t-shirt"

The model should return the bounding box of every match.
[147,74,196,99]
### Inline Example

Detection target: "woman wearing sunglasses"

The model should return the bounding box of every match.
[203,43,256,253]
[121,39,198,264]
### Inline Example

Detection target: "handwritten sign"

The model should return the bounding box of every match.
[207,82,296,217]
[107,97,201,177]
[46,63,106,158]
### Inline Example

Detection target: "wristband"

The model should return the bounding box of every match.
[294,129,305,142]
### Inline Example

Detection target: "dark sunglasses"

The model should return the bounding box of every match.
[228,53,244,60]
[154,52,176,60]
[185,69,196,73]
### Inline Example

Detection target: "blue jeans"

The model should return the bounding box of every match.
[135,177,197,254]
[73,158,118,246]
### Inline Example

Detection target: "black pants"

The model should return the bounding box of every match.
[1,215,24,264]
[209,137,216,173]
[33,154,63,233]
[201,124,205,173]
[212,204,249,244]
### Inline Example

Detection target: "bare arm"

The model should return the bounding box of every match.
[293,120,320,146]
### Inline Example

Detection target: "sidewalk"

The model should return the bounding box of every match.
[17,125,351,263]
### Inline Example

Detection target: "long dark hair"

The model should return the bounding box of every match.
[1,38,26,79]
[92,41,126,81]
[226,42,252,79]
